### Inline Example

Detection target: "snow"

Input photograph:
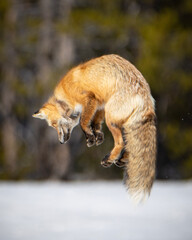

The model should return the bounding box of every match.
[0,181,192,240]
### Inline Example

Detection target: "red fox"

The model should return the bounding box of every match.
[33,54,156,203]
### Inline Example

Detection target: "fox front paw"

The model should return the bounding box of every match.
[95,131,104,146]
[86,134,96,147]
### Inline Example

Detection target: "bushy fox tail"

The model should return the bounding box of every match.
[123,112,157,204]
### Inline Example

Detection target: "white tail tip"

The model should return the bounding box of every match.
[129,190,150,205]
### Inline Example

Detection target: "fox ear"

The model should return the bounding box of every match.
[32,110,47,120]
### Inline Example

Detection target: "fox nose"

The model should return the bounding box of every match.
[57,126,70,144]
[59,135,64,144]
[59,133,69,144]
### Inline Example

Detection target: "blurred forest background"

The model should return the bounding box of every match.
[0,0,191,181]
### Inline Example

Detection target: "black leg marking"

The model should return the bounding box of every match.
[91,122,104,146]
[121,127,128,145]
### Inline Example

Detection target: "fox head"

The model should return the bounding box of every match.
[32,98,80,144]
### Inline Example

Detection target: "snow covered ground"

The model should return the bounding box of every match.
[0,181,192,240]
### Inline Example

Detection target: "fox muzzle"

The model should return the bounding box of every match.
[58,127,70,144]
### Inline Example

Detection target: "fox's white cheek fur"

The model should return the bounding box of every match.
[59,118,68,125]
[74,104,83,113]
[47,121,51,126]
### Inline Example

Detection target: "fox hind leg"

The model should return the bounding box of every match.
[101,120,124,168]
[101,94,131,168]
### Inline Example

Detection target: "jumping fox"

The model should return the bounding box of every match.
[33,54,156,203]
